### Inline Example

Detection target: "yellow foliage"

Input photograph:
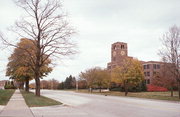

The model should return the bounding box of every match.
[111,58,144,86]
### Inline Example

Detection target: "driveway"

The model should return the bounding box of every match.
[31,90,180,117]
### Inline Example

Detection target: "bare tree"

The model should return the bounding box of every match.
[159,25,180,99]
[152,63,177,97]
[1,0,76,96]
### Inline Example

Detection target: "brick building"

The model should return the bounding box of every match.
[142,61,162,84]
[107,42,163,85]
[107,42,132,70]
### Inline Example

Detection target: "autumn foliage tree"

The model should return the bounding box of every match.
[77,80,88,89]
[1,0,76,96]
[6,38,52,92]
[80,67,111,92]
[111,58,144,96]
[79,68,96,91]
[93,68,111,92]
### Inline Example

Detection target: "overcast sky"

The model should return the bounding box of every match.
[0,0,180,81]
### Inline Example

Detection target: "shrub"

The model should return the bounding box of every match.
[4,81,16,89]
[110,81,147,92]
[147,85,168,92]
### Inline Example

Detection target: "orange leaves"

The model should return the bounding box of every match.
[6,38,52,81]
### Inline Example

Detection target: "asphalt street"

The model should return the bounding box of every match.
[31,90,180,117]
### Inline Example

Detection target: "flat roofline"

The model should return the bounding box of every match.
[142,61,164,64]
[112,42,127,45]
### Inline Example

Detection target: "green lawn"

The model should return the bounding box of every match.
[0,89,15,105]
[76,89,180,101]
[21,90,62,107]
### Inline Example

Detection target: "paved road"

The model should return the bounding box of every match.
[31,90,180,117]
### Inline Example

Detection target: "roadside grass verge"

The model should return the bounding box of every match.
[75,89,180,101]
[0,89,15,105]
[21,90,62,107]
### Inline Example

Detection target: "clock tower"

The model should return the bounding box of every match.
[107,42,128,70]
[111,42,128,62]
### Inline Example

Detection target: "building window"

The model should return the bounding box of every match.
[144,65,146,69]
[147,64,150,69]
[153,64,156,69]
[147,79,150,84]
[121,45,124,49]
[157,64,160,69]
[147,72,150,76]
[113,45,116,50]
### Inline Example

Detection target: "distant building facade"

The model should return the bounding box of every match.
[142,61,162,84]
[107,42,163,85]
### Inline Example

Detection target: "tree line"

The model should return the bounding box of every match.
[79,58,146,96]
[29,75,76,90]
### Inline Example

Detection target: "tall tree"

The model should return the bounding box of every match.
[58,81,65,89]
[1,0,76,96]
[79,68,97,92]
[80,67,111,92]
[111,58,144,96]
[93,68,111,92]
[6,38,52,92]
[159,25,180,98]
[64,75,76,89]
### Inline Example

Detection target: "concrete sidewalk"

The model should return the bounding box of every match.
[0,89,34,117]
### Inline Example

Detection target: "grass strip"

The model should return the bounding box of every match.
[76,89,180,101]
[21,90,62,107]
[0,89,15,105]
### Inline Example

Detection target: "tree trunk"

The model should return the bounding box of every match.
[25,77,29,92]
[178,81,180,99]
[99,86,102,93]
[35,78,40,96]
[124,86,128,96]
[170,87,173,97]
[19,82,24,89]
[35,34,41,96]
[35,64,41,96]
[124,81,128,96]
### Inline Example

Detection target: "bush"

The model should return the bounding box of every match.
[110,87,122,91]
[147,85,168,92]
[110,81,147,92]
[4,81,16,89]
[4,84,16,89]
